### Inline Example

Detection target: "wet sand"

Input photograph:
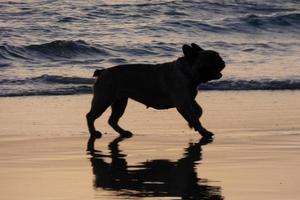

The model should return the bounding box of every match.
[0,91,299,200]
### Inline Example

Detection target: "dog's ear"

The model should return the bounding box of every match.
[93,69,105,77]
[191,43,204,51]
[182,44,197,62]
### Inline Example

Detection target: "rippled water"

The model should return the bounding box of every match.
[0,0,300,96]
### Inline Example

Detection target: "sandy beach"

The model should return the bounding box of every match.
[0,91,299,200]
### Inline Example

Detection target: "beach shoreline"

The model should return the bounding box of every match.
[0,91,299,200]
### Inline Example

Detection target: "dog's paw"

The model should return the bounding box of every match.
[92,131,102,139]
[200,130,214,138]
[120,130,133,138]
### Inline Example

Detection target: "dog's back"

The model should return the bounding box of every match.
[94,64,171,89]
[93,64,175,109]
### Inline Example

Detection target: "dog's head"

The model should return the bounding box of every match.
[182,43,225,83]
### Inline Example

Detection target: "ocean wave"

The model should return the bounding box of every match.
[163,19,227,33]
[241,2,295,13]
[225,12,300,33]
[0,40,109,61]
[200,79,300,90]
[155,12,300,34]
[0,86,92,97]
[243,13,300,27]
[0,63,10,68]
[0,74,94,97]
[26,40,109,58]
[0,74,94,85]
[58,16,80,23]
[0,76,299,97]
[0,44,30,60]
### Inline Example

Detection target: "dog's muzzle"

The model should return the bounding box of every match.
[211,72,222,80]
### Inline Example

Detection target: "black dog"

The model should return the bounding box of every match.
[86,43,225,138]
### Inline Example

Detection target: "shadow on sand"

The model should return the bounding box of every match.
[87,136,223,199]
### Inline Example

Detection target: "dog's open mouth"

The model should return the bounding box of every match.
[200,73,221,83]
[202,72,222,83]
[212,72,222,80]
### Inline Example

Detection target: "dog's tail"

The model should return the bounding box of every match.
[93,69,105,77]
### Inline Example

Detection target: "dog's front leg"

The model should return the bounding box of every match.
[192,100,203,119]
[175,100,213,138]
[188,100,203,129]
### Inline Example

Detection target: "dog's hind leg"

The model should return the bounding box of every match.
[108,98,132,138]
[86,94,112,139]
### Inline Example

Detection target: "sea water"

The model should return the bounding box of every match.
[0,0,299,96]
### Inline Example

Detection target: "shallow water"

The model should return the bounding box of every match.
[0,0,300,96]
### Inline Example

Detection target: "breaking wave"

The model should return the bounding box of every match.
[0,40,109,61]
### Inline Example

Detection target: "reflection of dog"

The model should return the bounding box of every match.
[88,136,223,199]
[86,43,225,138]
